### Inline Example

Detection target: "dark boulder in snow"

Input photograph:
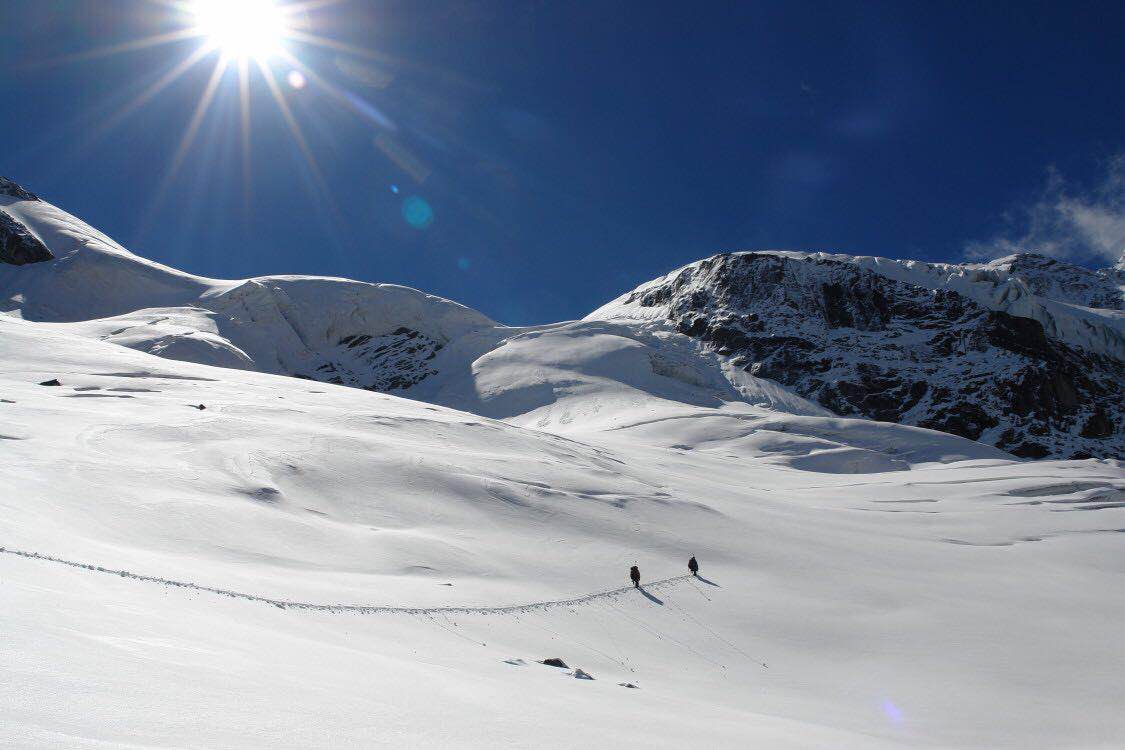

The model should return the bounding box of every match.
[540,658,568,669]
[38,379,62,386]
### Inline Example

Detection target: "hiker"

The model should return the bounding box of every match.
[630,565,640,588]
[688,555,699,576]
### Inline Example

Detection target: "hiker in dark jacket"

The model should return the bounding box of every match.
[688,555,699,576]
[630,565,640,588]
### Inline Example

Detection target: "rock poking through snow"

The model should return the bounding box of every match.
[0,209,53,265]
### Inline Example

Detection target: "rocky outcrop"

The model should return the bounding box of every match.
[0,209,53,265]
[0,177,39,202]
[305,327,444,391]
[609,252,1123,459]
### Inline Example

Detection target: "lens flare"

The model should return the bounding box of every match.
[402,196,434,229]
[881,698,905,725]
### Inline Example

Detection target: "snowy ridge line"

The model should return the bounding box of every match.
[0,546,692,614]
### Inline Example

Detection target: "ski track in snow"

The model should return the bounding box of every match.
[0,545,691,615]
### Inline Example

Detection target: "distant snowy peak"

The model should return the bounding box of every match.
[589,251,1122,459]
[983,252,1122,310]
[593,249,1124,359]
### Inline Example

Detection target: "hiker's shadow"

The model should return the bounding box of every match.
[639,587,664,605]
[696,575,720,587]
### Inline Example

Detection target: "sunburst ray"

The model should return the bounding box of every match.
[93,43,216,142]
[278,49,396,131]
[238,57,253,222]
[132,54,232,242]
[32,28,204,69]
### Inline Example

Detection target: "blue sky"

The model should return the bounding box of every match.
[2,1,1123,324]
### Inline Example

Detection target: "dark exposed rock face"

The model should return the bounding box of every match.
[918,402,996,442]
[625,253,1123,459]
[0,177,39,202]
[1080,409,1114,440]
[1,209,53,265]
[302,327,443,391]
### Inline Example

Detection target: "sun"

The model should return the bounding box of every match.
[190,0,290,60]
[56,0,391,224]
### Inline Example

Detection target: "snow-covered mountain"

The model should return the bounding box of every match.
[984,252,1122,311]
[1,180,498,388]
[2,177,1121,461]
[589,252,1123,459]
[0,181,833,437]
[2,178,1124,747]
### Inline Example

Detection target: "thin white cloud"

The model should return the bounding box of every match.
[966,155,1125,266]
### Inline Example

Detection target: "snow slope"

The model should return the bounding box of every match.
[3,305,1125,747]
[411,319,833,432]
